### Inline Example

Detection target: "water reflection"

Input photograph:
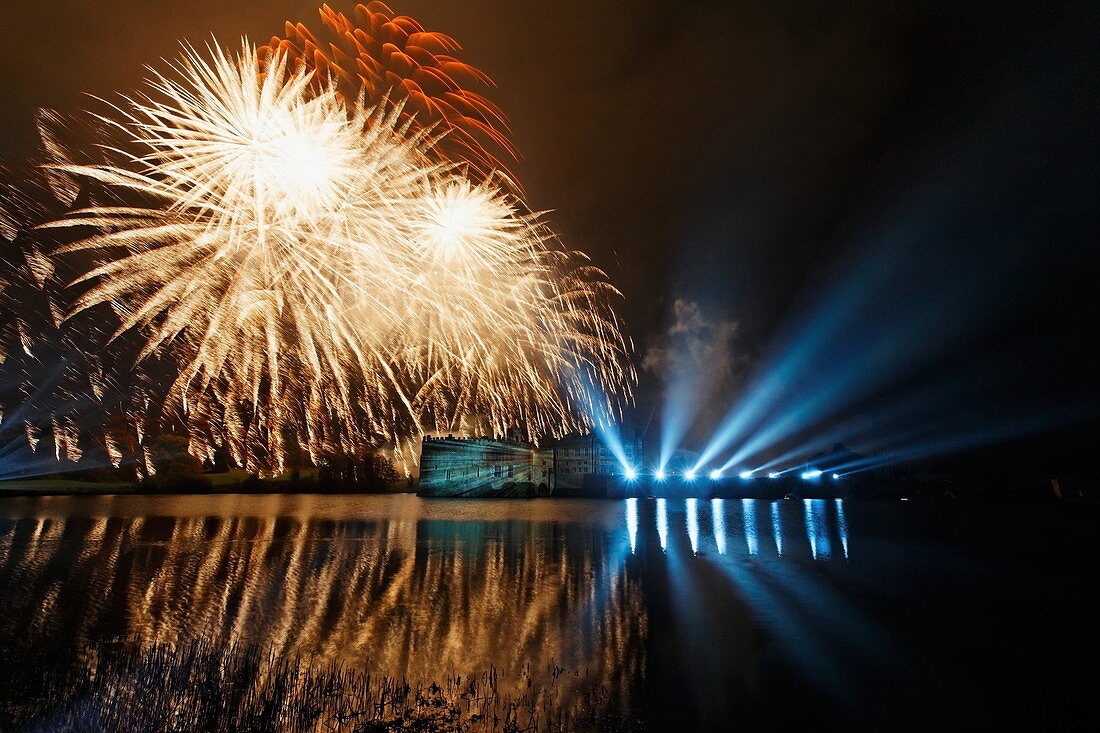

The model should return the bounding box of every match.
[626,496,639,553]
[0,494,870,730]
[619,498,850,562]
[685,497,699,554]
[1,494,1090,730]
[772,501,784,556]
[0,498,854,668]
[742,498,759,555]
[836,498,850,558]
[711,498,726,555]
[0,496,645,705]
[656,497,668,551]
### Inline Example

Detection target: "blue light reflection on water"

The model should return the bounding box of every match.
[771,502,783,556]
[686,498,699,554]
[626,498,850,564]
[804,499,819,558]
[711,499,726,555]
[656,498,669,551]
[814,500,834,559]
[626,497,639,553]
[622,496,930,730]
[836,499,850,558]
[741,498,759,555]
[803,499,834,560]
[626,496,884,723]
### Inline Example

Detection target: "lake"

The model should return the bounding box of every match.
[0,494,1097,730]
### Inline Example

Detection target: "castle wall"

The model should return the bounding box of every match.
[417,431,640,498]
[417,436,551,498]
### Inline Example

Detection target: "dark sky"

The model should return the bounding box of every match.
[2,1,1098,465]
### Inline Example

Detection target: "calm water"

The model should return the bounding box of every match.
[1,494,1098,729]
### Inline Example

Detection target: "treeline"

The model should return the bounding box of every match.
[112,434,405,494]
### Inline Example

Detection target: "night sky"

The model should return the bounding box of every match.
[2,1,1098,468]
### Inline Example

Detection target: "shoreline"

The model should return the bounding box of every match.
[0,481,411,498]
[0,482,1090,502]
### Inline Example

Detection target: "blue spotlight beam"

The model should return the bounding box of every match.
[575,375,634,474]
[693,245,897,471]
[833,403,1093,476]
[744,360,1014,475]
[750,341,1097,479]
[692,140,1061,476]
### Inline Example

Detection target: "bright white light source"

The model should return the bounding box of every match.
[655,468,666,481]
[801,469,823,480]
[710,469,722,480]
[832,473,840,480]
[739,470,753,480]
[624,467,638,481]
[768,472,780,479]
[684,470,696,481]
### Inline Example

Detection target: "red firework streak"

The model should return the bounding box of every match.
[262,2,518,185]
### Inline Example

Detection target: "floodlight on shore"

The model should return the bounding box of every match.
[801,469,823,480]
[684,469,697,481]
[768,472,780,479]
[709,469,722,480]
[624,467,638,481]
[655,468,666,481]
[739,470,753,479]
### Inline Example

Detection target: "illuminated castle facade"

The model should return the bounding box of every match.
[417,429,641,498]
[417,430,553,498]
[548,432,643,496]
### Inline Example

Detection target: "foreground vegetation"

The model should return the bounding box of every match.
[0,639,638,732]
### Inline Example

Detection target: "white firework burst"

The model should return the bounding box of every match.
[42,41,634,471]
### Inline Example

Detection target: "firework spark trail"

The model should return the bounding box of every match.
[39,40,634,471]
[0,131,149,473]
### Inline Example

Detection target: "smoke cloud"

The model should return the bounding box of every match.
[643,299,746,448]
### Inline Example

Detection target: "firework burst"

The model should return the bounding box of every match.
[398,177,633,438]
[44,44,439,468]
[41,40,633,471]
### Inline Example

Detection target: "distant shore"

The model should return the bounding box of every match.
[0,477,1087,501]
[0,470,411,498]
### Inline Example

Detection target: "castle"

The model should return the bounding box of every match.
[417,428,641,498]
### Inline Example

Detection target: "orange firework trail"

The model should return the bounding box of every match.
[262,2,517,185]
